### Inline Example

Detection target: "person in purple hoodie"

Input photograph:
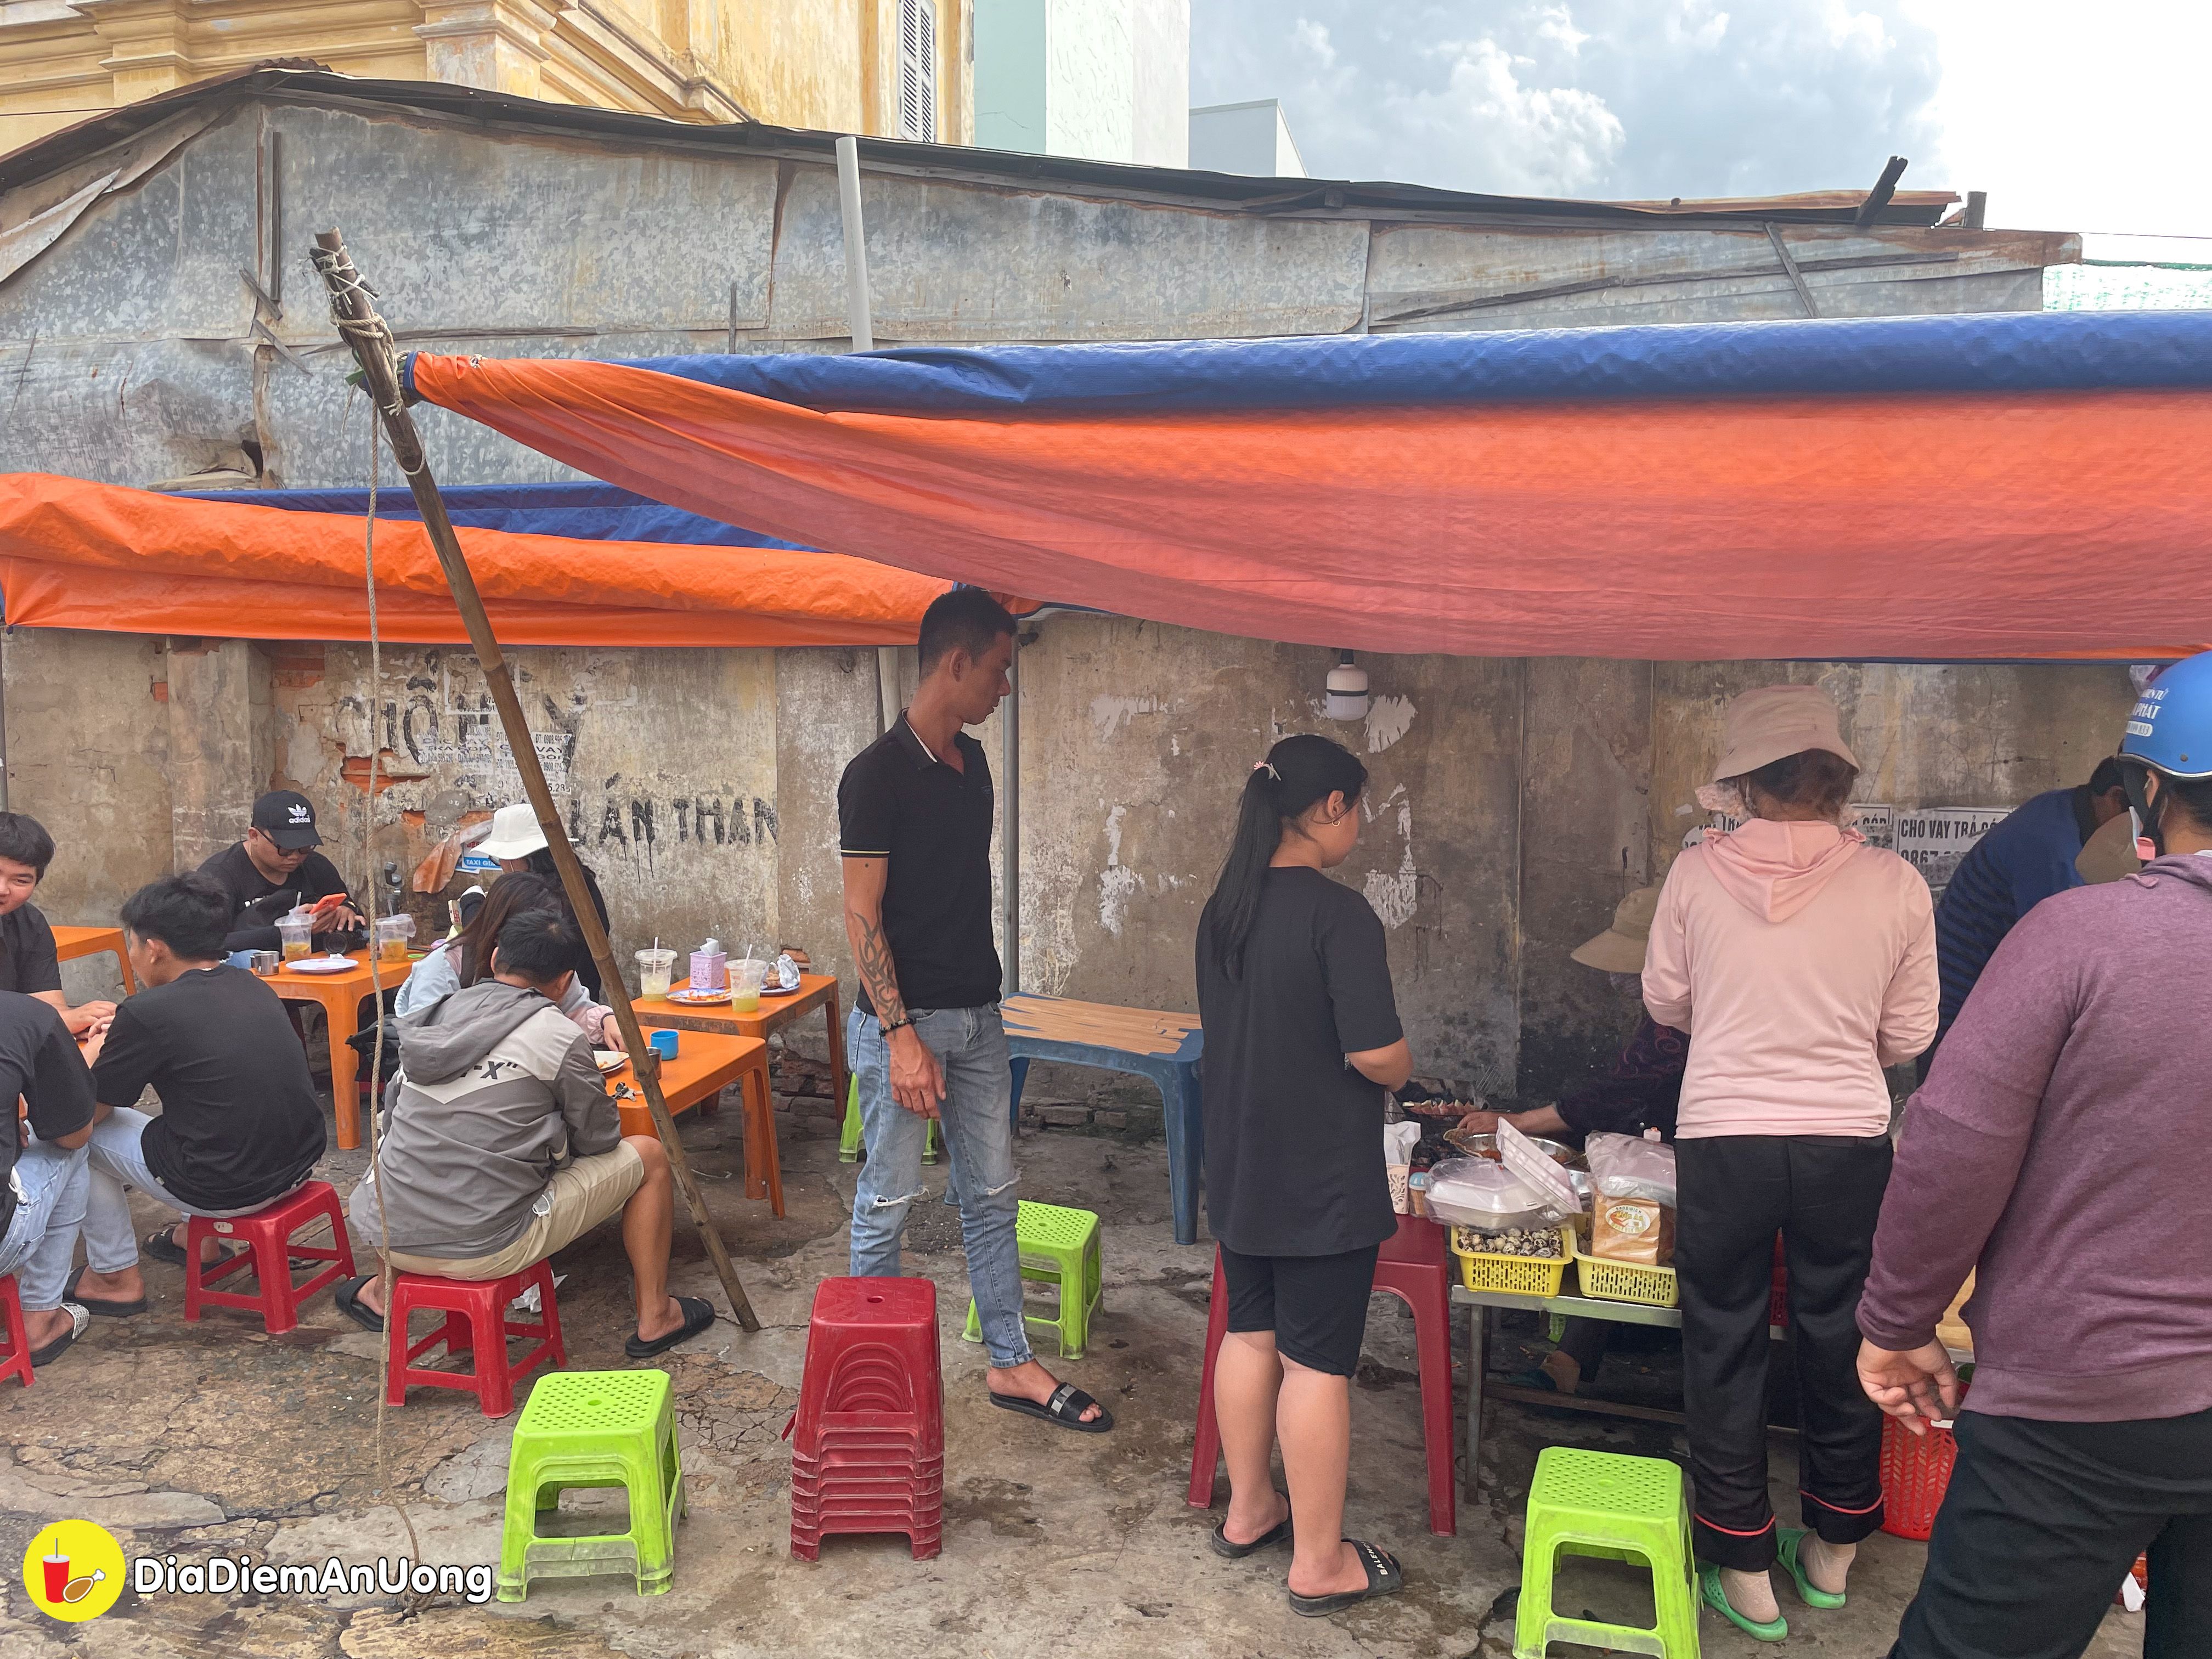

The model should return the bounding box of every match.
[1858,648,2212,1659]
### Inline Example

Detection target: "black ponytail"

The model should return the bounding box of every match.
[1200,732,1369,980]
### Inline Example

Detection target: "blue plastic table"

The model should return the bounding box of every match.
[1002,994,1206,1246]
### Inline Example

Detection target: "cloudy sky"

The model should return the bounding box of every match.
[1191,0,2212,244]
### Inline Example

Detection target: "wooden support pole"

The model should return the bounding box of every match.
[1854,155,1910,229]
[1765,223,1820,318]
[310,228,760,1333]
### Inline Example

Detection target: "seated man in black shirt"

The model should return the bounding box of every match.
[196,791,365,956]
[0,990,99,1364]
[0,811,116,1036]
[64,874,329,1314]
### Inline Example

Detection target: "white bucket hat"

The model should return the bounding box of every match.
[475,802,549,861]
[1712,684,1861,781]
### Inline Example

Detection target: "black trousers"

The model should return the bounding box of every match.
[1675,1133,1892,1570]
[1891,1407,2212,1659]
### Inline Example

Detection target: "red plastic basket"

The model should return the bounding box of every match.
[1878,1385,1968,1540]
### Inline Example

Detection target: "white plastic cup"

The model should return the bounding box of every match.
[374,914,415,964]
[732,957,766,1013]
[636,948,676,998]
[276,913,313,962]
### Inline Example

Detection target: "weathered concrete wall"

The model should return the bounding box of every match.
[1014,617,1523,1092]
[0,628,172,935]
[263,642,781,990]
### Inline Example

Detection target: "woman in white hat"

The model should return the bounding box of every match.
[1643,684,1936,1639]
[474,802,613,1000]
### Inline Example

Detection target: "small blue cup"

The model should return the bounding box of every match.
[648,1029,679,1060]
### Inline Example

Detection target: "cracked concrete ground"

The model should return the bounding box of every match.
[1,1099,2146,1658]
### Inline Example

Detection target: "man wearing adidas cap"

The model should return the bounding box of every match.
[196,790,364,956]
[1859,648,2212,1657]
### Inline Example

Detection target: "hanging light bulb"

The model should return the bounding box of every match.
[1325,650,1369,723]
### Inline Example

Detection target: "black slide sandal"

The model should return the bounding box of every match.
[1288,1539,1404,1617]
[333,1276,385,1333]
[64,1266,145,1317]
[989,1381,1114,1434]
[625,1295,716,1359]
[30,1305,89,1367]
[1211,1515,1293,1559]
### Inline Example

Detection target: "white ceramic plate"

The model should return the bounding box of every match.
[285,956,358,975]
[593,1050,628,1074]
[666,988,732,1006]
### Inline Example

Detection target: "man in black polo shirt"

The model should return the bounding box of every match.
[196,790,365,955]
[0,812,115,1035]
[840,588,1109,1433]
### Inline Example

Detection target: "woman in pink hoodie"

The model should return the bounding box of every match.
[1642,684,1937,1640]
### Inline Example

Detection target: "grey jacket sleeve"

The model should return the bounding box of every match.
[553,1030,623,1158]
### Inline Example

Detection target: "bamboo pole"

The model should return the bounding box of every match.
[310,228,760,1333]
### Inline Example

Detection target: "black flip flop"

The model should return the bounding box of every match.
[1211,1514,1293,1559]
[625,1295,716,1359]
[141,1227,191,1267]
[1288,1539,1404,1617]
[30,1305,89,1367]
[64,1265,145,1317]
[332,1276,385,1334]
[989,1381,1114,1434]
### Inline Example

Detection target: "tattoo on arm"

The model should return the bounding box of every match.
[851,913,909,1028]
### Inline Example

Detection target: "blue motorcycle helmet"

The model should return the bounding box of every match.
[2117,650,2212,856]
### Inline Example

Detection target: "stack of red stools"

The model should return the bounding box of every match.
[789,1277,944,1561]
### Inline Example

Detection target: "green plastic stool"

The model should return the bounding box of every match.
[838,1075,940,1164]
[498,1369,686,1602]
[961,1200,1103,1359]
[1514,1447,1701,1659]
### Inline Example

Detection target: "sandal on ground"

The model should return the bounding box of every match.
[1210,1513,1293,1560]
[64,1265,145,1317]
[624,1295,716,1359]
[1700,1564,1789,1641]
[989,1381,1115,1434]
[1778,1528,1848,1609]
[1288,1539,1404,1617]
[30,1304,91,1367]
[141,1227,242,1270]
[332,1276,385,1334]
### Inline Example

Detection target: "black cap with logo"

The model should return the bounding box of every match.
[251,790,323,850]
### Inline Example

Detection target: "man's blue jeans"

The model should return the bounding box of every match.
[848,1005,1030,1369]
[0,1139,91,1311]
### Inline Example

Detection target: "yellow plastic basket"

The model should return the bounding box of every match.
[1575,1254,1680,1308]
[1450,1227,1575,1299]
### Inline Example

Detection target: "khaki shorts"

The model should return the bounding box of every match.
[386,1142,646,1282]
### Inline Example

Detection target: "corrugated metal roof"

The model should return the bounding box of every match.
[0,63,1966,230]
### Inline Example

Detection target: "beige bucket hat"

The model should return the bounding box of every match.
[1571,885,1662,973]
[1713,684,1861,781]
[2075,811,2143,885]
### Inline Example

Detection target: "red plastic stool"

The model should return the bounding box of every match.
[185,1180,356,1334]
[0,1274,32,1389]
[385,1260,565,1417]
[789,1277,943,1560]
[1188,1215,1455,1537]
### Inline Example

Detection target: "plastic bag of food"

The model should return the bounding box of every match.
[1592,1195,1677,1265]
[1424,1156,1577,1230]
[1585,1132,1678,1207]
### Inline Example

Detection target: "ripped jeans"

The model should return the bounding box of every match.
[848,1004,1030,1368]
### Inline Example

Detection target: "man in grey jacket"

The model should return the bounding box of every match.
[337,907,714,1359]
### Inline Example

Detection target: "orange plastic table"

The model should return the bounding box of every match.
[606,1031,781,1217]
[52,925,136,993]
[633,973,846,1105]
[265,955,415,1150]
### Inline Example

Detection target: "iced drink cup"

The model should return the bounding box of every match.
[276,914,313,962]
[636,948,676,998]
[732,958,766,1013]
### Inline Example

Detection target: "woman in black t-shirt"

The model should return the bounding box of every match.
[1195,732,1412,1617]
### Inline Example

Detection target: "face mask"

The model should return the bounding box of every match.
[2123,766,2164,862]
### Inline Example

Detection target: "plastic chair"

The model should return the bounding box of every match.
[838,1076,940,1165]
[0,1274,31,1389]
[499,1368,684,1600]
[1006,1040,1204,1245]
[1187,1216,1455,1537]
[386,1260,565,1417]
[789,1277,943,1560]
[1514,1446,1701,1659]
[960,1200,1102,1359]
[184,1180,356,1334]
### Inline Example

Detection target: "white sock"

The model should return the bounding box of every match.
[1720,1566,1780,1623]
[1802,1536,1854,1594]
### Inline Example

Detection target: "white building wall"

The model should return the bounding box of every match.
[973,0,1048,151]
[1043,0,1133,161]
[1128,0,1188,167]
[1189,98,1306,177]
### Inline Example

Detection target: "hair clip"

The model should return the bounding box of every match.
[1252,761,1281,780]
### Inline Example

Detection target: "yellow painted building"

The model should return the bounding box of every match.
[0,0,972,153]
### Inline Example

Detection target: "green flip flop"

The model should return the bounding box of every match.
[1778,1528,1848,1609]
[1699,1564,1789,1642]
